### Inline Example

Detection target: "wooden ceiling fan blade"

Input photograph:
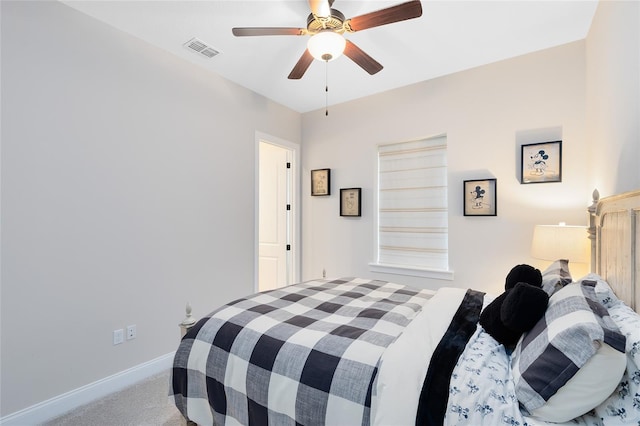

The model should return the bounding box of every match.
[348,0,422,32]
[232,27,305,37]
[343,40,383,75]
[288,50,314,80]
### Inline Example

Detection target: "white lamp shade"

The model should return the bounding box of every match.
[531,224,590,263]
[307,31,346,61]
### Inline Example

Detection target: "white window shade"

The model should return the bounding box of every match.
[377,135,448,271]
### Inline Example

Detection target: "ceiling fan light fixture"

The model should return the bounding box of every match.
[307,31,346,62]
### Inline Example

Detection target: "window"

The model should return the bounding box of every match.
[371,135,451,279]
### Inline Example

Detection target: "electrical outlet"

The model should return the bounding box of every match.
[126,324,136,340]
[113,329,124,345]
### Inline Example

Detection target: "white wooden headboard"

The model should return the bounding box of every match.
[588,188,640,311]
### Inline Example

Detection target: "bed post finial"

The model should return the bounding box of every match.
[587,189,600,273]
[179,302,197,338]
[182,302,196,326]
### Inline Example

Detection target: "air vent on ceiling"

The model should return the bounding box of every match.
[183,38,221,59]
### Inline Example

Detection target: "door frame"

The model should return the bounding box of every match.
[254,131,301,292]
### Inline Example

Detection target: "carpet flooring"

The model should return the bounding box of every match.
[43,370,186,426]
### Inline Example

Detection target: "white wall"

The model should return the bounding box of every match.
[0,1,300,416]
[300,0,640,298]
[301,41,590,295]
[586,0,640,196]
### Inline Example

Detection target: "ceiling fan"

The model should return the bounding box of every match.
[232,0,423,80]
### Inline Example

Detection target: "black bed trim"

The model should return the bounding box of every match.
[415,289,485,425]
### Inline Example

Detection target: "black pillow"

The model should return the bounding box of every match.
[501,282,548,332]
[479,291,522,347]
[505,264,542,291]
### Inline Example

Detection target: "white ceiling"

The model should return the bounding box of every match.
[61,0,598,113]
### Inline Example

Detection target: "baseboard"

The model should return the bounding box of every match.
[0,351,175,426]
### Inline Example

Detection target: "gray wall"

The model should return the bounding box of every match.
[586,0,640,196]
[0,1,301,416]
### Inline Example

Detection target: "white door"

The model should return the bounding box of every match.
[259,141,292,291]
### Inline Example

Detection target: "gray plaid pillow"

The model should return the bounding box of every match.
[541,259,572,296]
[511,281,626,422]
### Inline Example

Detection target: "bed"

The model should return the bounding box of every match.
[171,189,640,425]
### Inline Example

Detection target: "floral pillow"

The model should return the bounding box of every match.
[577,272,620,308]
[589,300,640,423]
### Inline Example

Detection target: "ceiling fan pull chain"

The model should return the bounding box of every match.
[325,60,329,116]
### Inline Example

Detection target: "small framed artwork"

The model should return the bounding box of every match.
[464,179,497,216]
[311,168,330,196]
[521,140,562,184]
[340,188,361,217]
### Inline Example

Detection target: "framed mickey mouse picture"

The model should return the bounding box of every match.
[464,178,497,216]
[520,140,562,184]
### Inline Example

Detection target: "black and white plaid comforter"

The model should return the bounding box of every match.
[171,277,433,425]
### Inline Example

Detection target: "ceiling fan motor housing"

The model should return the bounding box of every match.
[307,9,346,34]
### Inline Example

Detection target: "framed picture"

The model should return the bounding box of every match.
[520,140,562,184]
[311,168,330,196]
[340,188,361,217]
[464,179,497,216]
